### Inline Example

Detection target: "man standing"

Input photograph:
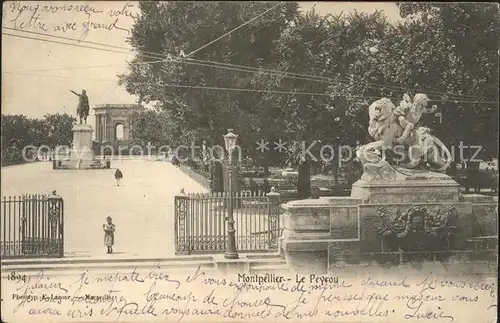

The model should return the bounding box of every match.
[114,168,123,186]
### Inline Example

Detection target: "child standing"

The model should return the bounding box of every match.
[114,168,123,186]
[103,216,116,254]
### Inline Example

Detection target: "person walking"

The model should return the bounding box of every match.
[114,168,123,186]
[103,216,116,254]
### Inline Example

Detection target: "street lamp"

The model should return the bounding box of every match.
[223,129,239,259]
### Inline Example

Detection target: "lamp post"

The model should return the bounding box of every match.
[223,129,239,259]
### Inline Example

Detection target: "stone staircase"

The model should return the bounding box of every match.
[1,253,290,277]
[0,255,216,277]
[246,253,289,274]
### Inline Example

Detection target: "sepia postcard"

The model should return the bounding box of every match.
[1,1,498,322]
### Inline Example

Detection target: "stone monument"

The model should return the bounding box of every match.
[53,91,109,170]
[279,94,497,274]
[54,123,109,170]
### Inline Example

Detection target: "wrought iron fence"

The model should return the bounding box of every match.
[174,190,281,254]
[1,194,64,258]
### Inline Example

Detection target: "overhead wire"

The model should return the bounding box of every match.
[2,28,497,103]
[1,71,334,97]
[186,2,285,57]
[2,26,488,100]
[5,61,164,73]
[3,26,491,101]
[5,71,499,105]
[184,57,492,101]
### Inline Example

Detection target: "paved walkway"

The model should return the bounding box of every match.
[1,160,207,258]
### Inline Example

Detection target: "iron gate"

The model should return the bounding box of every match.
[1,193,64,258]
[174,191,282,255]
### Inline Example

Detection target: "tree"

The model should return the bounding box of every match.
[1,114,32,149]
[260,10,392,197]
[1,113,75,164]
[119,1,300,152]
[255,8,339,197]
[44,113,76,148]
[130,107,180,148]
[364,3,499,159]
[322,10,395,144]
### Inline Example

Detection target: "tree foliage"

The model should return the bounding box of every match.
[1,113,75,165]
[44,113,76,148]
[130,108,180,147]
[388,3,498,157]
[120,1,300,148]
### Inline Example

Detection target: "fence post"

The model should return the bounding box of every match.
[47,191,64,258]
[174,190,190,255]
[267,187,281,250]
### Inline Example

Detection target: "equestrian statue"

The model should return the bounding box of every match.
[70,89,90,124]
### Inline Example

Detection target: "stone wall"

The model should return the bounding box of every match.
[280,194,498,274]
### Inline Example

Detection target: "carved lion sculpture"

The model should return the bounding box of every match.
[358,96,452,174]
[367,98,400,145]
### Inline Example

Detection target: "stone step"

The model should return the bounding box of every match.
[248,252,288,273]
[1,266,219,279]
[1,255,212,266]
[248,258,286,267]
[1,253,288,276]
[1,259,215,277]
[245,252,282,259]
[249,263,290,274]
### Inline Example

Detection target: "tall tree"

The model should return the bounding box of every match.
[260,10,392,196]
[119,1,300,151]
[1,114,32,149]
[44,113,76,148]
[130,108,180,147]
[371,3,499,159]
[256,8,339,197]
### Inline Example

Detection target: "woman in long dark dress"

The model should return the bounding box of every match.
[103,216,116,254]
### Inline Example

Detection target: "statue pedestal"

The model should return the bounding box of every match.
[351,175,460,204]
[279,170,497,274]
[71,124,93,154]
[54,124,109,170]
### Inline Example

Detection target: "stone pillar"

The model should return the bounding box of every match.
[95,115,101,142]
[47,192,64,257]
[267,188,281,250]
[123,124,130,141]
[280,197,363,274]
[99,115,103,142]
[103,114,108,142]
[280,200,331,274]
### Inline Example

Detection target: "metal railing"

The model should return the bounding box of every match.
[1,193,64,258]
[174,190,281,254]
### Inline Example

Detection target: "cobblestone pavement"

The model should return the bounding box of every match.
[1,159,207,257]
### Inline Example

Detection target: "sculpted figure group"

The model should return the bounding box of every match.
[356,93,452,180]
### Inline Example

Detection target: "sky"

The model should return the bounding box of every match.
[1,1,401,125]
